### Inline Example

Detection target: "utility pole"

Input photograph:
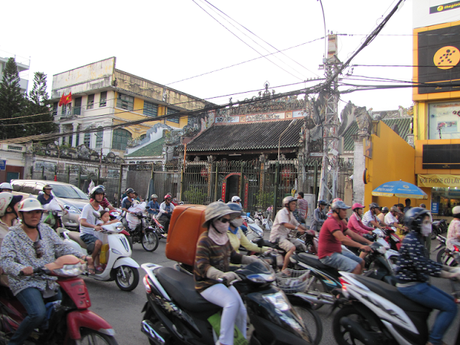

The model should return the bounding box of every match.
[318,34,341,203]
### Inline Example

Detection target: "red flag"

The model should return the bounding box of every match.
[64,92,72,105]
[58,93,66,106]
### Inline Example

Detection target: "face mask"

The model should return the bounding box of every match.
[213,219,229,234]
[421,223,432,237]
[231,218,244,228]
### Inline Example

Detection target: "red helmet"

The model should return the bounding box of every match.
[332,198,342,203]
[352,203,365,211]
[164,194,172,200]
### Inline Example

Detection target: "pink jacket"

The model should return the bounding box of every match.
[347,213,374,236]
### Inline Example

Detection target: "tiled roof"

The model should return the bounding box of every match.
[125,137,164,157]
[342,117,412,152]
[186,120,304,152]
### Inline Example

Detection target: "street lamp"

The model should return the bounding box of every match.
[278,119,297,161]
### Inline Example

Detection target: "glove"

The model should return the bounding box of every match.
[206,267,240,283]
[259,246,270,253]
[221,271,240,283]
[440,269,460,280]
[241,255,259,264]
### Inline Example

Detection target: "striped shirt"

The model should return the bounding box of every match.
[194,231,243,292]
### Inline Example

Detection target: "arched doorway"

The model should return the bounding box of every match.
[221,172,249,209]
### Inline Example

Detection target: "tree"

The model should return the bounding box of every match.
[0,57,25,139]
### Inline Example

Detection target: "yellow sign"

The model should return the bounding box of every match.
[418,174,460,187]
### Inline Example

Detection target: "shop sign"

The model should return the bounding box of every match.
[418,174,460,187]
[431,202,439,214]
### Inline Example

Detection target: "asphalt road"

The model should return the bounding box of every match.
[82,236,459,345]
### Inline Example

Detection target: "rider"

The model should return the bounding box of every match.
[231,195,242,208]
[89,185,114,210]
[362,202,384,229]
[0,198,91,345]
[194,202,259,345]
[147,194,160,217]
[0,182,13,193]
[294,192,308,223]
[395,207,460,345]
[317,200,373,274]
[226,202,269,255]
[378,206,389,224]
[269,196,306,273]
[37,184,67,228]
[158,194,175,233]
[385,205,408,237]
[348,203,374,237]
[121,188,136,215]
[79,186,105,274]
[446,205,460,253]
[310,200,327,231]
[0,192,22,245]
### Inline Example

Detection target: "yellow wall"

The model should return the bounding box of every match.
[364,122,416,209]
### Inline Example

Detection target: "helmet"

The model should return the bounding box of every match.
[0,182,12,191]
[318,199,328,206]
[151,194,158,199]
[202,202,241,227]
[0,192,22,217]
[226,202,244,215]
[404,207,431,231]
[231,196,241,202]
[283,196,296,206]
[452,205,460,217]
[369,202,379,209]
[125,188,135,195]
[331,200,351,210]
[352,203,364,210]
[43,184,53,191]
[332,198,342,203]
[18,198,44,212]
[90,186,105,199]
[164,194,172,200]
[382,206,389,213]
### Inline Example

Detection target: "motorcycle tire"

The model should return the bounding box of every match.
[72,328,118,345]
[291,303,323,345]
[142,230,159,252]
[431,228,439,240]
[436,248,445,264]
[333,305,386,345]
[115,266,139,291]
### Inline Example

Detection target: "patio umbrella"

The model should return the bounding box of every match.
[372,180,428,199]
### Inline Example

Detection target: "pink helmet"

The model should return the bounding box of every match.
[352,203,365,210]
[164,194,172,200]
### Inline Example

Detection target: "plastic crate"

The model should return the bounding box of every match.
[275,269,310,293]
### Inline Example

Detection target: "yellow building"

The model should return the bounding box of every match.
[412,3,460,215]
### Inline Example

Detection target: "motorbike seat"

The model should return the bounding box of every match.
[297,252,331,270]
[67,231,87,249]
[155,267,221,315]
[352,275,431,313]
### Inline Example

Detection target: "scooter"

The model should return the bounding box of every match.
[140,260,318,345]
[0,255,118,344]
[431,219,448,240]
[62,222,140,291]
[332,269,460,345]
[122,212,160,252]
[435,234,447,263]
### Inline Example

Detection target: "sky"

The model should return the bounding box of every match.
[1,0,415,113]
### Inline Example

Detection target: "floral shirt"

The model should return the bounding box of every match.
[447,218,460,251]
[0,223,85,296]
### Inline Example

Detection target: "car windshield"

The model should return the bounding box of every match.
[49,184,88,200]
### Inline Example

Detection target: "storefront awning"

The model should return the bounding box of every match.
[418,174,460,188]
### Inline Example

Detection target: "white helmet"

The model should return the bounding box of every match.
[231,196,241,202]
[0,182,12,191]
[0,192,22,217]
[18,198,44,212]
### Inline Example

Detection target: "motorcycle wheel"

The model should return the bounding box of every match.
[436,248,445,264]
[431,227,439,240]
[142,231,159,252]
[115,266,139,291]
[72,328,118,344]
[292,304,323,345]
[333,305,384,345]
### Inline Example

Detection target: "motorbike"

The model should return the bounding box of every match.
[140,260,320,345]
[332,269,460,345]
[62,221,140,291]
[122,212,160,252]
[149,214,168,239]
[289,241,397,310]
[0,255,118,344]
[434,234,447,263]
[243,214,264,244]
[431,219,448,240]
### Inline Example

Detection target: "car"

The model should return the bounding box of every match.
[11,179,89,231]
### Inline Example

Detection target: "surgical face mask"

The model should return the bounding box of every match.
[213,219,229,234]
[231,218,244,228]
[421,222,432,237]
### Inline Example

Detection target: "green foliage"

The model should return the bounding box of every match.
[183,185,207,205]
[254,190,274,209]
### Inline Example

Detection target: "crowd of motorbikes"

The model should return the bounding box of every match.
[0,199,455,345]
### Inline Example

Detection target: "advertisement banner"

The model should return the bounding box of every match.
[418,174,460,187]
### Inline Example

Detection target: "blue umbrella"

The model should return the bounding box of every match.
[372,180,428,199]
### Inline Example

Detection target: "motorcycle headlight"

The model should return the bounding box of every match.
[52,263,84,277]
[65,205,81,214]
[247,273,276,284]
[263,291,290,311]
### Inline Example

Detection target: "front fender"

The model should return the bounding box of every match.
[66,310,115,340]
[113,257,140,269]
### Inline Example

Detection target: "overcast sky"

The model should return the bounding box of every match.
[1,0,414,113]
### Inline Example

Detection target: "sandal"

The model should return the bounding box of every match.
[87,266,96,275]
[95,265,104,274]
[281,269,291,277]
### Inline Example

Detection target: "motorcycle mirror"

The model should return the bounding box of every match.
[92,210,101,219]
